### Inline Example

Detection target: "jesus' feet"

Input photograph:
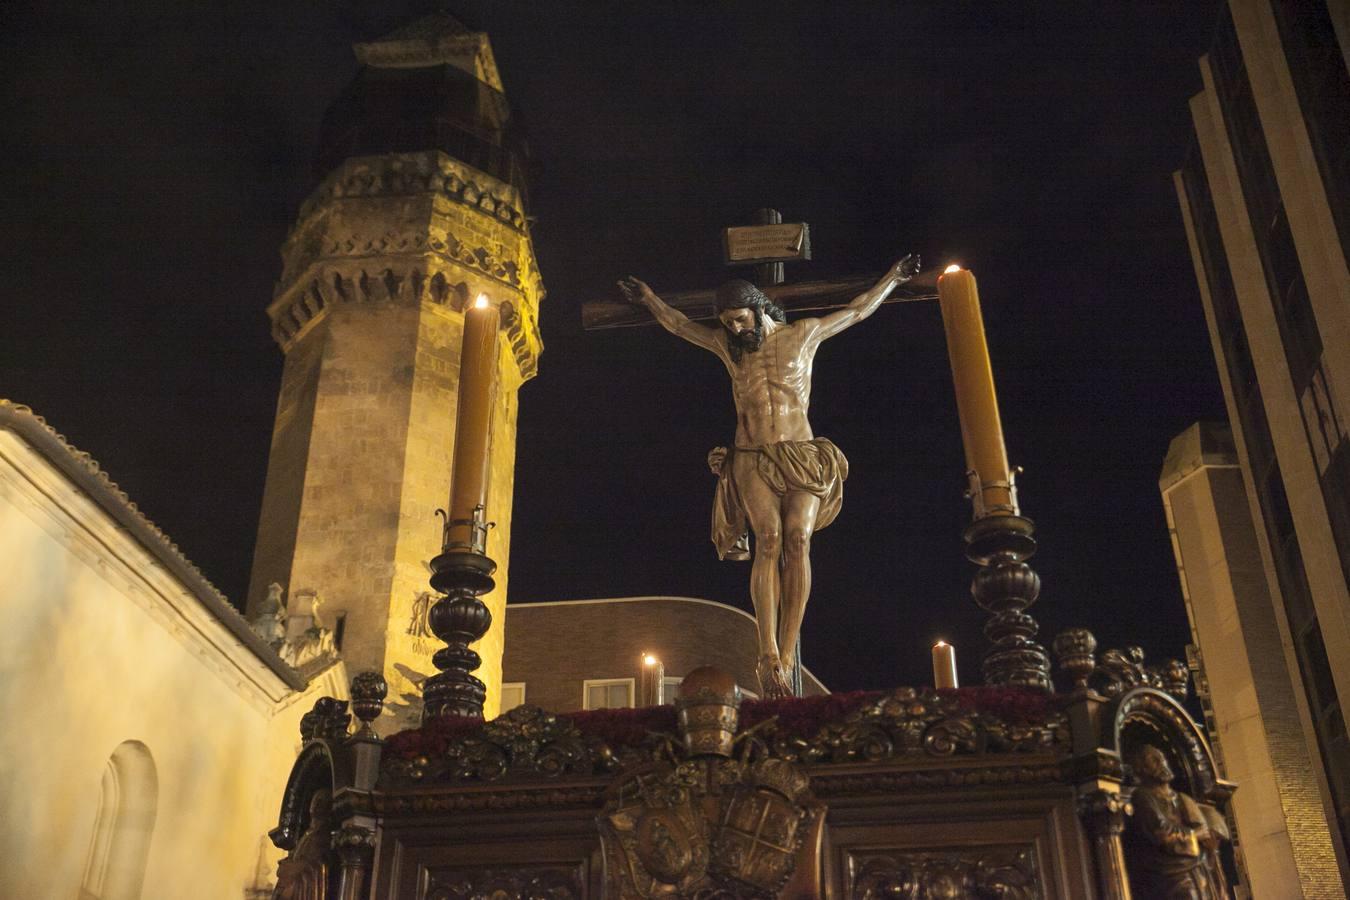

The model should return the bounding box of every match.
[756,654,793,699]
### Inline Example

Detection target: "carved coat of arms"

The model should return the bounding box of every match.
[598,754,819,899]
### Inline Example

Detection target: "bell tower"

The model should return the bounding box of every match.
[246,12,543,721]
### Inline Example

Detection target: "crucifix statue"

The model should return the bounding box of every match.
[614,236,920,697]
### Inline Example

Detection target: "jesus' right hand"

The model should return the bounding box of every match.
[618,276,655,306]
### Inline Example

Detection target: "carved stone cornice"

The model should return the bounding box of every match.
[291,152,526,244]
[268,258,542,380]
[269,254,543,381]
[269,151,545,379]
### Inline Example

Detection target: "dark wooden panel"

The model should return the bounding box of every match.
[369,798,606,900]
[823,791,1093,899]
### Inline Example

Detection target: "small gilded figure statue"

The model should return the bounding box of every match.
[1125,744,1231,899]
[620,256,919,697]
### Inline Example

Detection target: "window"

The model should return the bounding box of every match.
[80,741,157,900]
[583,678,634,710]
[500,682,526,712]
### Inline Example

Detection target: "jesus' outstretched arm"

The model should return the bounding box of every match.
[810,253,920,343]
[618,276,725,355]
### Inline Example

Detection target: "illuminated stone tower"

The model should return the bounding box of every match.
[246,12,544,721]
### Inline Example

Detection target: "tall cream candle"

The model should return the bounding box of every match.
[937,265,1013,517]
[446,294,500,550]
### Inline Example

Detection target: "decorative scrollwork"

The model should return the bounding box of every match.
[1051,630,1191,701]
[382,687,1069,787]
[849,847,1040,899]
[425,865,582,900]
[382,705,602,783]
[764,688,1068,765]
[299,697,351,742]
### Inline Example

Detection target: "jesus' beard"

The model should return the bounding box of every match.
[726,323,764,363]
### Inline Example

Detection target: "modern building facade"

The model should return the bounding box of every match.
[1173,0,1350,892]
[1161,422,1343,897]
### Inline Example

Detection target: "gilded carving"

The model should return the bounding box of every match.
[847,846,1040,899]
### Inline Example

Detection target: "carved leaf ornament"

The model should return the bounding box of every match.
[382,688,1068,786]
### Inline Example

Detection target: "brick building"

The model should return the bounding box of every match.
[501,597,827,713]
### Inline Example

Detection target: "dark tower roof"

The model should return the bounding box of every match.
[315,14,528,197]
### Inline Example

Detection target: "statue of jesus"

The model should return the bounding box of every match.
[619,254,920,697]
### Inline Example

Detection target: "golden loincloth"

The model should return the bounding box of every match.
[710,438,849,561]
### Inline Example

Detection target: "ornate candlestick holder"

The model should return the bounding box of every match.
[422,505,496,721]
[963,470,1052,690]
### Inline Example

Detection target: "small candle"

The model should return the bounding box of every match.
[446,294,500,550]
[933,641,958,689]
[639,653,666,706]
[937,266,1013,517]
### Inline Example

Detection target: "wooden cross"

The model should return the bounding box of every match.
[581,208,937,330]
[582,210,933,697]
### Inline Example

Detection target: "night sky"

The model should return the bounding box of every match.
[3,2,1227,691]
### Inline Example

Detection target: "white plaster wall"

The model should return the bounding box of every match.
[0,430,338,899]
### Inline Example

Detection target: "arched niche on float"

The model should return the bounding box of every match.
[81,740,158,900]
[269,738,355,852]
[1103,686,1231,805]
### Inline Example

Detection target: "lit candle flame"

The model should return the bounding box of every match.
[643,654,658,666]
[943,264,962,274]
[474,293,489,309]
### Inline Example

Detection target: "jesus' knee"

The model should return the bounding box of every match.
[756,528,782,557]
[784,526,812,559]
